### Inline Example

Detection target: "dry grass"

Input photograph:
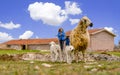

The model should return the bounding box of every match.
[0,60,119,75]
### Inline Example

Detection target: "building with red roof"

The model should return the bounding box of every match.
[3,28,116,51]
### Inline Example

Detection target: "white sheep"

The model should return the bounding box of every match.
[65,45,74,64]
[49,41,62,62]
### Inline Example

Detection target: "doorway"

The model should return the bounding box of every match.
[22,45,26,50]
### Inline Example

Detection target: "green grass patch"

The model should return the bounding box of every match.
[0,50,50,55]
[107,52,120,57]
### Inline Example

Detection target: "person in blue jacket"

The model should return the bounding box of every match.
[57,28,66,51]
[65,36,70,46]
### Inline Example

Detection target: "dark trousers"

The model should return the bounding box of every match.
[59,40,64,51]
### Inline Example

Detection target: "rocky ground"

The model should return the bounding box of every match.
[0,52,120,62]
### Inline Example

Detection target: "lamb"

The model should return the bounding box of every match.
[65,45,74,64]
[70,16,93,62]
[49,41,62,62]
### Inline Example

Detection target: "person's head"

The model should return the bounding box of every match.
[58,28,64,32]
[66,36,69,39]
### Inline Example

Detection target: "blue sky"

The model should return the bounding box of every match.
[0,0,120,45]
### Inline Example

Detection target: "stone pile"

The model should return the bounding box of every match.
[22,53,51,61]
[0,54,22,61]
[0,53,120,62]
[89,53,120,62]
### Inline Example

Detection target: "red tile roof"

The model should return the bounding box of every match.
[66,28,102,36]
[4,38,58,45]
[88,29,102,34]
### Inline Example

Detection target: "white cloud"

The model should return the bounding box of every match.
[69,18,79,25]
[65,1,82,15]
[28,1,82,26]
[0,21,21,29]
[28,2,67,26]
[104,27,115,33]
[19,31,34,39]
[0,32,13,43]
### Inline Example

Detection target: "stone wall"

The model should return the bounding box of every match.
[28,44,50,50]
[8,44,22,50]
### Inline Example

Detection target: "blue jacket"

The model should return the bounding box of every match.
[65,37,70,46]
[57,31,66,41]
